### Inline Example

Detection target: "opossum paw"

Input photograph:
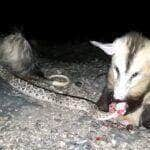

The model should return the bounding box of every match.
[141,105,150,129]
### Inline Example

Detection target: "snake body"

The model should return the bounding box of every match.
[0,65,114,120]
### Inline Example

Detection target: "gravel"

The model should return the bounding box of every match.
[0,42,149,149]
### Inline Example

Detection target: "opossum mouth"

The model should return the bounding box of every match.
[111,99,126,103]
[109,100,128,115]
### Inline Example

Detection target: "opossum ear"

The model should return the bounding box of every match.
[90,41,115,55]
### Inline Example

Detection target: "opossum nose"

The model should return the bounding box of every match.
[113,93,126,101]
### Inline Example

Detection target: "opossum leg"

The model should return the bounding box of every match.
[118,105,143,126]
[140,105,150,129]
[96,86,113,112]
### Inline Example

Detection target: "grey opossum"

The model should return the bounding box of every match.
[0,33,43,77]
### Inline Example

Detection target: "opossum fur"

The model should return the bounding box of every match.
[0,33,36,75]
[0,33,70,87]
[91,32,150,128]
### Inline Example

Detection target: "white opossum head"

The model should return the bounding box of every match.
[91,32,150,101]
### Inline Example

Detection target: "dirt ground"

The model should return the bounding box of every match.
[0,42,150,149]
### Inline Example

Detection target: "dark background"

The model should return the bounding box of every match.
[0,21,148,61]
[1,23,149,42]
[0,1,148,44]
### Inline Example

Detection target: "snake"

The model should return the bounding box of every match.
[0,65,120,121]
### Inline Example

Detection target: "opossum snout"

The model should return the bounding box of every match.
[113,88,127,101]
[112,99,125,102]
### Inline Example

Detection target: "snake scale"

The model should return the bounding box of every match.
[0,65,113,120]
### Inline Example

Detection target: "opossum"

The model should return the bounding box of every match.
[0,33,70,87]
[0,33,35,75]
[91,32,150,128]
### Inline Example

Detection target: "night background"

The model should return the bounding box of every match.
[0,21,148,62]
[0,22,149,43]
[0,1,148,44]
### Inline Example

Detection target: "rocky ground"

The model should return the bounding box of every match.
[0,42,150,149]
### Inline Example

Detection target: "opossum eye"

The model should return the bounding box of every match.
[130,72,139,80]
[114,66,120,76]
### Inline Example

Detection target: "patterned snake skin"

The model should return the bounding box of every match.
[0,65,112,120]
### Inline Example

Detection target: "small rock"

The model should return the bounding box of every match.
[75,81,82,87]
